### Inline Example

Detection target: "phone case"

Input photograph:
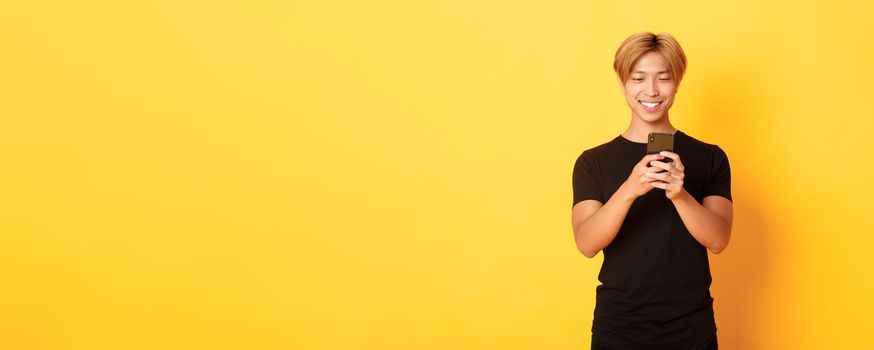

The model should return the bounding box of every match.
[646,132,674,164]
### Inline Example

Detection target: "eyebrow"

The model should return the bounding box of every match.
[632,70,671,74]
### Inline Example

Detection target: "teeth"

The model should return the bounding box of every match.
[640,101,661,108]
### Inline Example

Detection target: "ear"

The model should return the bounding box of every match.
[616,75,624,91]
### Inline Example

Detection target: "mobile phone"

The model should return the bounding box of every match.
[646,132,674,169]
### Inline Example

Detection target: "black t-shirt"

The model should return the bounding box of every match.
[571,130,732,350]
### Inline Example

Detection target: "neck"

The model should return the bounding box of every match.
[622,115,677,143]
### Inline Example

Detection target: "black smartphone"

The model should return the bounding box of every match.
[646,132,674,170]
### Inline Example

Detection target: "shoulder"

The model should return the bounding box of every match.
[679,131,728,158]
[576,138,617,163]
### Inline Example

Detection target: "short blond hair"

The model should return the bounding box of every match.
[614,32,687,84]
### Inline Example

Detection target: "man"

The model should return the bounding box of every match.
[571,32,733,350]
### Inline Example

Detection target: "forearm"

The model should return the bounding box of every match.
[672,190,731,254]
[574,187,637,258]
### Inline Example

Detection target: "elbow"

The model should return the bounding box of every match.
[709,228,732,255]
[572,223,601,258]
[708,244,726,255]
[707,220,733,255]
[708,237,730,255]
[577,242,600,259]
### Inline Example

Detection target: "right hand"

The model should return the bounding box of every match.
[620,153,669,199]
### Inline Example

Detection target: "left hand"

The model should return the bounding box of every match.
[645,151,686,201]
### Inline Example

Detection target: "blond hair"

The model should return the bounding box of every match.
[614,32,687,84]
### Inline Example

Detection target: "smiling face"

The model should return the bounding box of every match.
[617,51,679,123]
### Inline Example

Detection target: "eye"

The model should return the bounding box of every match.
[659,78,671,81]
[632,78,643,81]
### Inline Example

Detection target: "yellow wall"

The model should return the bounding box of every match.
[2,1,872,349]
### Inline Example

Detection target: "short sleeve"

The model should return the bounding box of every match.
[703,145,732,202]
[572,150,604,208]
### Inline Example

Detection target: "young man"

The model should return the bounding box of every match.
[571,32,733,350]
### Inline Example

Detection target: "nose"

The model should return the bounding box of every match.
[644,79,659,97]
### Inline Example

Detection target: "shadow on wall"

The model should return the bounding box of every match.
[697,65,774,350]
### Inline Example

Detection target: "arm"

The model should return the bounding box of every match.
[672,192,733,254]
[571,153,667,258]
[571,186,637,258]
[648,150,734,254]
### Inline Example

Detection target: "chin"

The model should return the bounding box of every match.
[637,112,666,123]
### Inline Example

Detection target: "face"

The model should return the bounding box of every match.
[617,51,679,123]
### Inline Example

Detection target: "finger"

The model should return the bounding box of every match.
[639,171,663,184]
[645,166,664,174]
[648,160,676,174]
[644,168,673,181]
[652,181,680,191]
[649,160,684,177]
[639,153,666,167]
[659,151,684,171]
[651,181,668,190]
[648,172,684,188]
[645,171,676,183]
[639,176,660,185]
[638,165,662,176]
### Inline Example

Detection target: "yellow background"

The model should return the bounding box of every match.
[1,1,872,349]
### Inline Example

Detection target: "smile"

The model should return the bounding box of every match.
[639,100,662,111]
